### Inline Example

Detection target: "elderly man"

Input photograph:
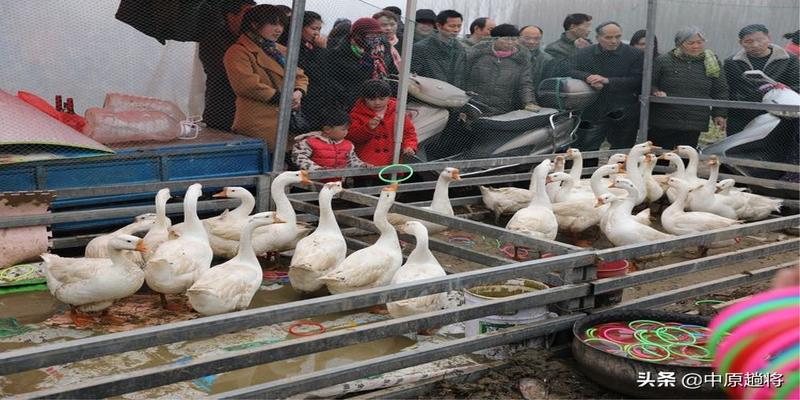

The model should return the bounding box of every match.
[410,10,467,88]
[569,21,643,150]
[724,24,800,134]
[520,25,556,92]
[461,17,496,48]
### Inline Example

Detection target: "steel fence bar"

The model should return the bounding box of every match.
[211,314,584,399]
[636,0,658,142]
[649,95,800,113]
[604,261,795,312]
[0,250,593,376]
[0,199,241,229]
[26,286,588,399]
[34,176,259,200]
[593,238,799,294]
[595,215,799,261]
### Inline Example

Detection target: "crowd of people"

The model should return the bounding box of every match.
[198,1,800,174]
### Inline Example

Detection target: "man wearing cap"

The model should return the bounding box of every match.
[724,24,800,135]
[569,21,643,150]
[327,17,398,112]
[461,17,496,48]
[410,10,467,88]
[414,9,437,43]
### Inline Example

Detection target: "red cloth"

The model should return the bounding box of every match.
[306,136,353,169]
[786,42,800,58]
[348,98,418,166]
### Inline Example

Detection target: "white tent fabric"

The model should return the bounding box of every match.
[1,0,796,119]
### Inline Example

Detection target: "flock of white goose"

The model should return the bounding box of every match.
[39,143,781,325]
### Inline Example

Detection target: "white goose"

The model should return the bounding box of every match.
[141,188,172,262]
[320,185,403,294]
[42,235,146,325]
[551,164,623,236]
[641,153,664,203]
[387,167,461,234]
[546,155,567,202]
[676,145,706,189]
[187,212,284,316]
[249,171,313,257]
[626,142,661,206]
[658,152,687,202]
[84,213,156,265]
[598,177,673,247]
[687,156,738,220]
[662,177,740,252]
[506,159,558,241]
[145,183,213,309]
[288,182,347,293]
[386,221,447,319]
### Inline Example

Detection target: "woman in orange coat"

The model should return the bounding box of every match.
[224,4,309,152]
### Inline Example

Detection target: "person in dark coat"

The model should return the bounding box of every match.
[724,24,800,135]
[466,24,539,114]
[569,22,643,150]
[630,29,659,59]
[327,18,398,113]
[649,27,728,149]
[520,25,556,93]
[413,9,437,43]
[297,11,330,131]
[545,13,593,76]
[198,0,255,131]
[410,10,467,88]
[327,19,352,50]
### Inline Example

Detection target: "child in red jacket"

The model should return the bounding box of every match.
[348,79,418,167]
[291,109,369,177]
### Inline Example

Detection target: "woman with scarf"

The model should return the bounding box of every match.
[326,17,398,113]
[224,4,309,152]
[648,26,728,149]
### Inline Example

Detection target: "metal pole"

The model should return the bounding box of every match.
[271,0,307,174]
[637,0,657,143]
[391,0,418,169]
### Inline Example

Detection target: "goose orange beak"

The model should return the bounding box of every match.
[545,175,554,184]
[299,170,312,184]
[385,183,399,192]
[452,169,461,180]
[618,163,627,173]
[135,240,148,253]
[212,189,228,198]
[273,215,286,224]
[594,198,604,208]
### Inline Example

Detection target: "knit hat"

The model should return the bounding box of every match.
[351,17,383,38]
[491,24,520,38]
[415,9,436,24]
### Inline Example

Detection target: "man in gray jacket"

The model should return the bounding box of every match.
[520,25,556,93]
[569,22,643,150]
[545,13,593,75]
[410,10,467,88]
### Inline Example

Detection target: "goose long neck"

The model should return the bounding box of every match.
[108,245,136,269]
[183,190,206,239]
[271,176,297,225]
[669,157,686,178]
[569,153,583,182]
[155,195,169,228]
[626,150,645,188]
[431,176,453,215]
[230,193,256,219]
[317,190,339,234]
[530,170,550,207]
[590,166,613,197]
[407,229,435,264]
[704,162,720,192]
[669,184,688,213]
[620,186,639,213]
[234,222,261,266]
[686,152,699,178]
[375,196,399,246]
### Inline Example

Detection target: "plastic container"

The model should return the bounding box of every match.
[103,93,187,122]
[83,109,200,144]
[596,260,630,307]
[464,279,553,359]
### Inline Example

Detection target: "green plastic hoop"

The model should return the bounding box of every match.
[378,164,414,184]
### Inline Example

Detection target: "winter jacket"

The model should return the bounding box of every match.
[411,34,468,89]
[224,35,309,152]
[466,42,536,114]
[198,24,238,131]
[298,43,332,130]
[291,134,367,184]
[529,48,556,93]
[348,98,418,166]
[724,45,800,131]
[650,50,729,132]
[569,44,644,122]
[327,42,398,113]
[545,32,591,75]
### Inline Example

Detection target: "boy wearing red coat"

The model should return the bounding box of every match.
[291,109,369,176]
[348,80,418,166]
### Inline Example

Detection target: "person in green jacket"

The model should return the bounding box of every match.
[520,25,556,93]
[410,10,467,88]
[545,13,593,75]
[649,26,728,149]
